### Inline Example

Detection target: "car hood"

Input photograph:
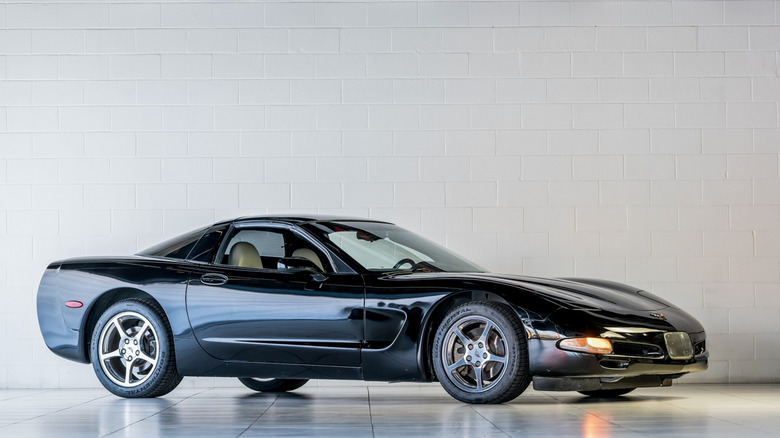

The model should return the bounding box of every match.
[498,274,670,312]
[390,272,671,312]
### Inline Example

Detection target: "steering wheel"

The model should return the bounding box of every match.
[392,258,416,270]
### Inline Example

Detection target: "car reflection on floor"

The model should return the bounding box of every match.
[0,382,777,437]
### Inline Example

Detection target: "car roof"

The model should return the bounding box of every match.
[214,214,393,227]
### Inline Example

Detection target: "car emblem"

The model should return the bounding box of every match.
[650,312,666,320]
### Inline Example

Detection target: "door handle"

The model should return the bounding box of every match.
[200,273,228,286]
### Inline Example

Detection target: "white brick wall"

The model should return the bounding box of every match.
[1,0,779,388]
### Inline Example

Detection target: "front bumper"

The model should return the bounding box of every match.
[528,337,709,391]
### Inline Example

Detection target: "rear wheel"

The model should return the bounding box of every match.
[238,378,308,392]
[90,299,182,398]
[433,301,530,404]
[578,388,635,397]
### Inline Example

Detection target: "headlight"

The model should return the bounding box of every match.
[557,337,613,355]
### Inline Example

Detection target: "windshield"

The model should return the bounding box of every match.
[305,221,484,273]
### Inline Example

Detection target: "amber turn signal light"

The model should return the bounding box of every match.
[557,337,613,355]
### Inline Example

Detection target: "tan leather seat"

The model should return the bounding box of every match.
[228,242,263,269]
[292,248,324,271]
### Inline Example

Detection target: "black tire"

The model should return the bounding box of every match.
[578,388,635,398]
[238,378,309,392]
[433,301,530,404]
[90,299,182,398]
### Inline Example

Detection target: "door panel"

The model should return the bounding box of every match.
[186,265,364,367]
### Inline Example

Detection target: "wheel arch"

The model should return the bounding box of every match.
[82,288,165,362]
[418,290,527,381]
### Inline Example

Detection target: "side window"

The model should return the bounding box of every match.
[138,227,206,259]
[287,233,330,273]
[187,226,228,263]
[221,229,285,269]
[218,227,332,272]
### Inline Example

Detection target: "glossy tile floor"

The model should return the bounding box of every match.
[1,382,778,437]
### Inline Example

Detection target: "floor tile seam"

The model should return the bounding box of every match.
[0,391,111,431]
[468,404,514,437]
[367,386,376,438]
[686,384,780,396]
[689,387,780,407]
[662,393,780,420]
[100,387,215,438]
[237,392,281,438]
[565,400,659,438]
[0,389,57,403]
[567,391,734,436]
[610,393,776,437]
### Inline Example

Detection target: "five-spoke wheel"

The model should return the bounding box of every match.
[440,315,509,393]
[97,311,159,388]
[91,299,181,398]
[433,301,529,404]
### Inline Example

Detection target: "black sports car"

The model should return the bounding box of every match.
[37,215,707,404]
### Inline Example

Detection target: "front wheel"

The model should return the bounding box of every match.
[433,301,530,404]
[238,378,308,392]
[90,299,182,398]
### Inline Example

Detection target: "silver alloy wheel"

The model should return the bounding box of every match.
[440,315,508,393]
[98,311,159,387]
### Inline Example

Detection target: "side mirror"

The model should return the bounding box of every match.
[277,257,327,282]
